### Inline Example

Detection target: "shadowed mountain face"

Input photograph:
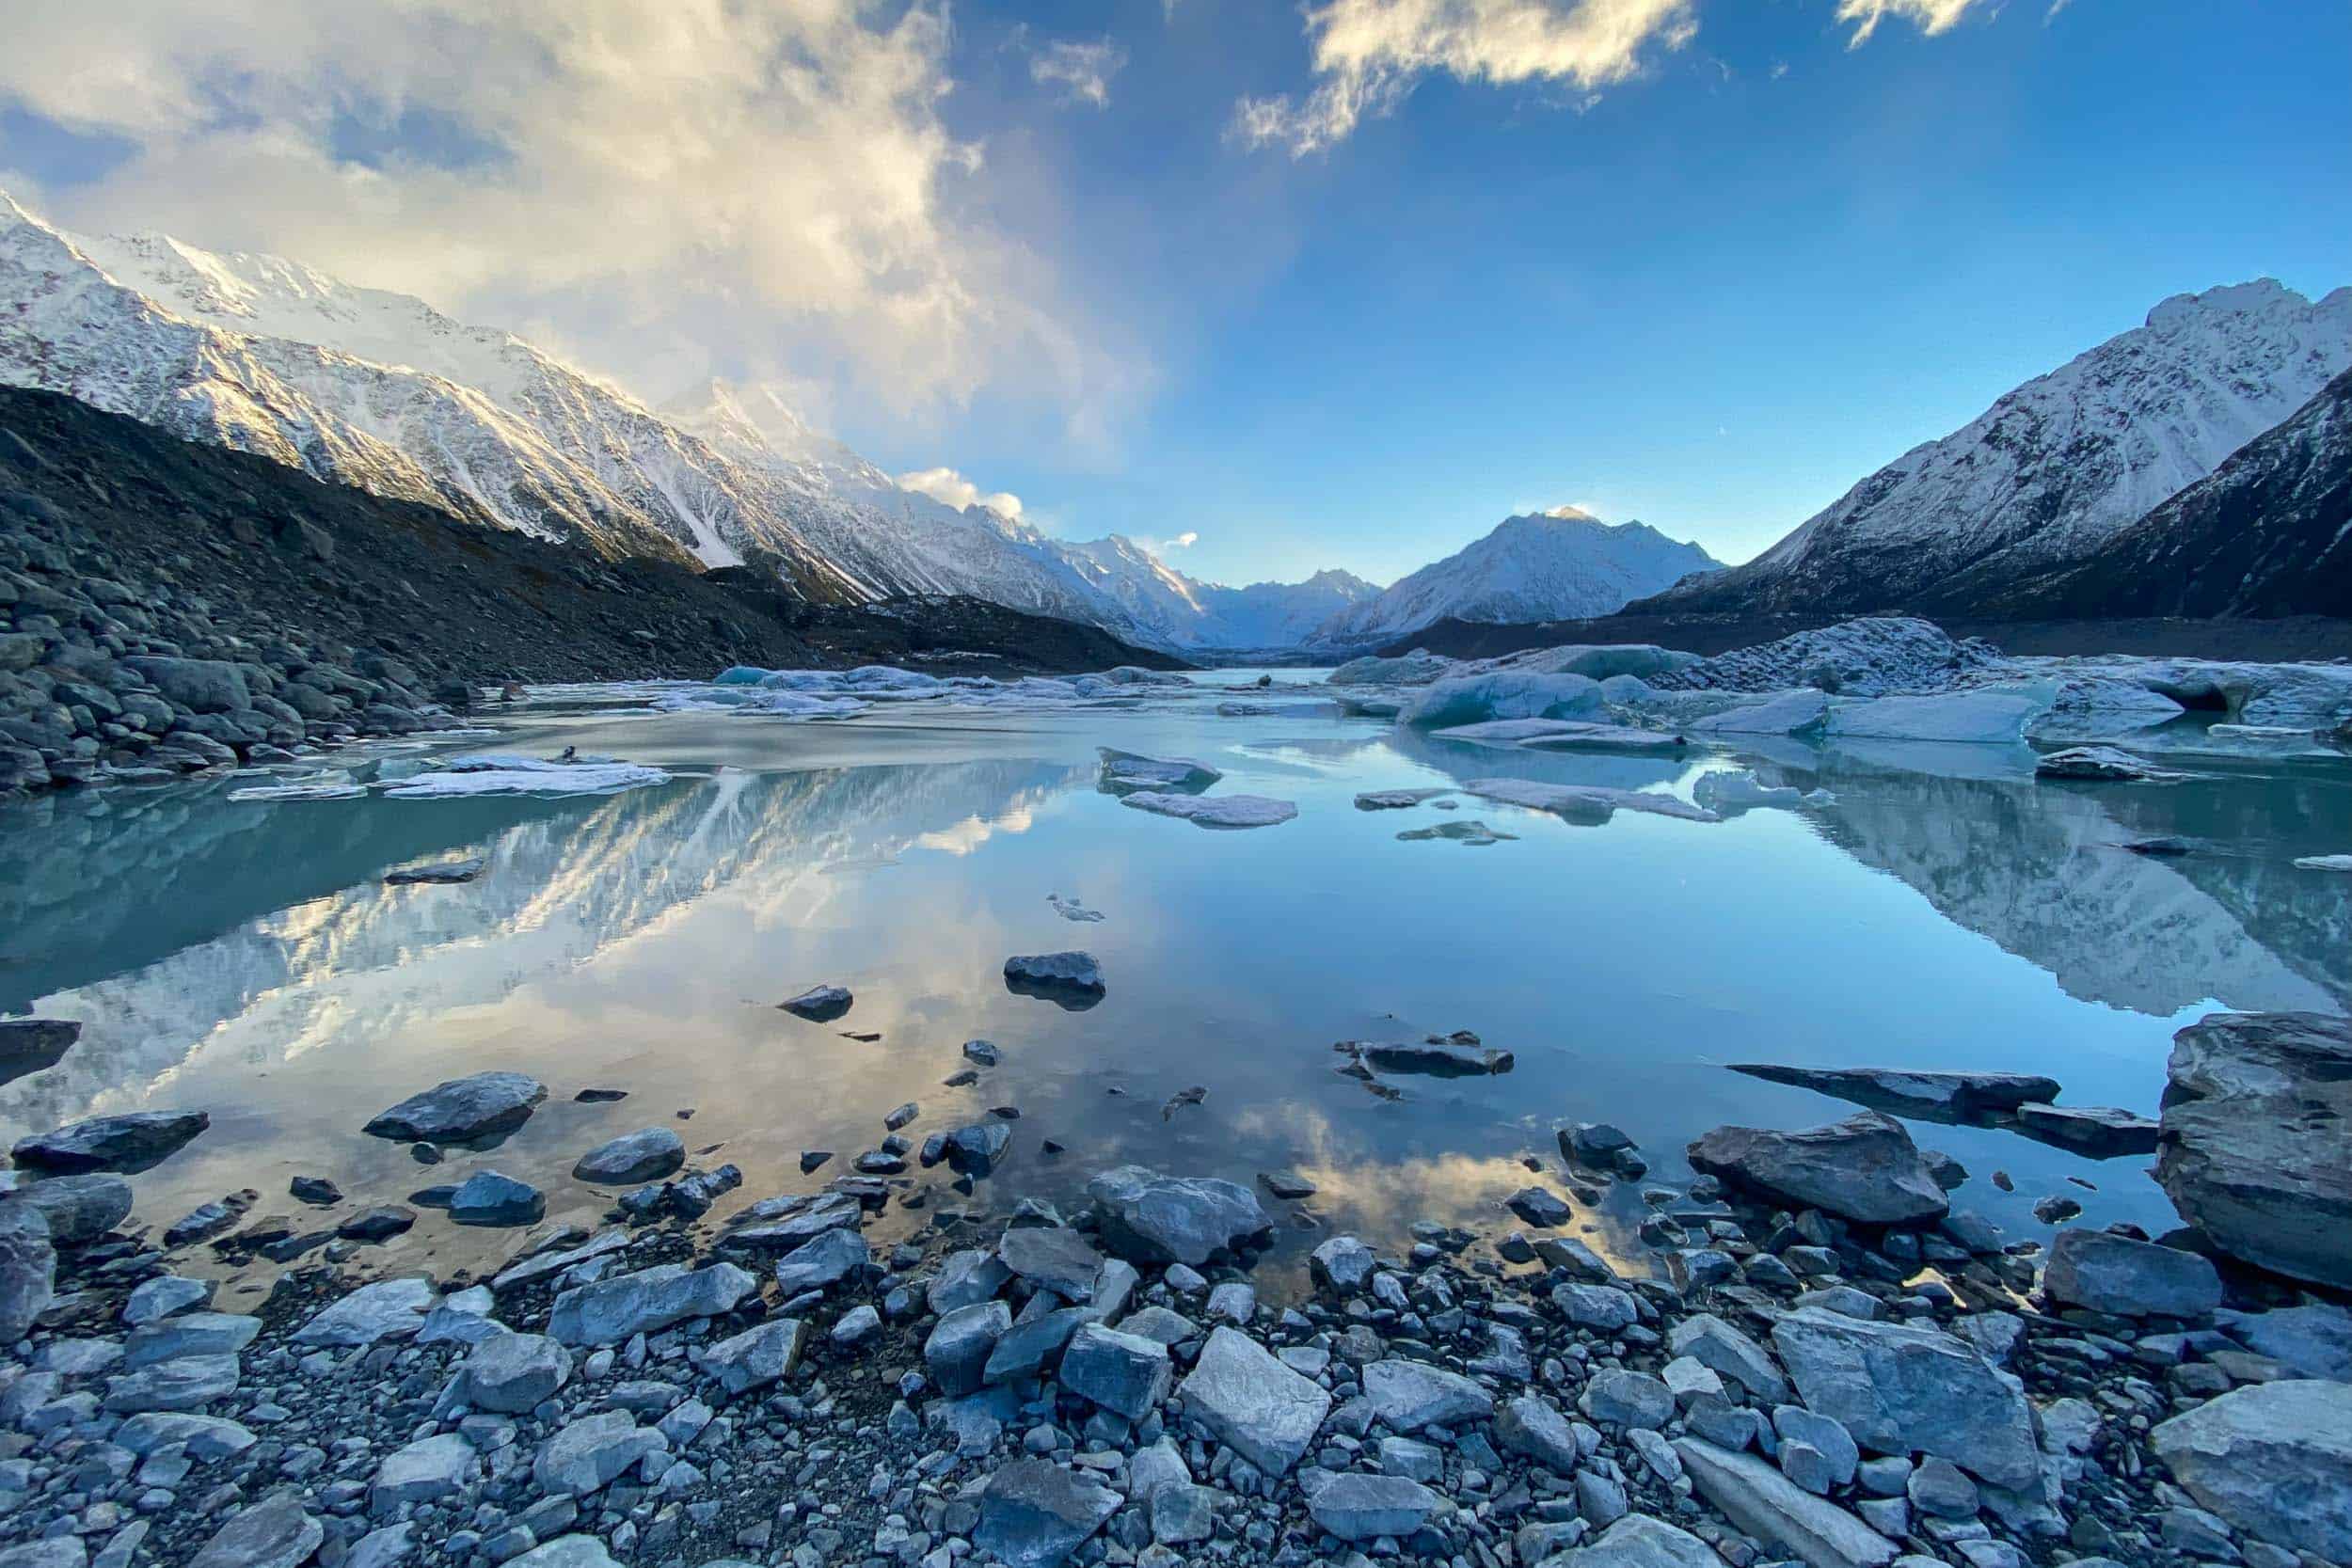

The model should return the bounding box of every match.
[1944,367,2352,620]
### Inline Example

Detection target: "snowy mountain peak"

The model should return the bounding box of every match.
[1309,511,1720,650]
[1645,277,2352,615]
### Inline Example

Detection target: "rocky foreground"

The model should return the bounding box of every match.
[0,1011,2346,1568]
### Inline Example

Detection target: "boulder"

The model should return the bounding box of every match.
[1549,1514,1726,1567]
[929,1248,1012,1313]
[363,1071,546,1143]
[122,656,251,714]
[2150,1382,2352,1560]
[571,1127,685,1184]
[292,1277,437,1346]
[1004,952,1105,1006]
[1672,1439,1898,1568]
[0,1199,56,1340]
[1176,1325,1330,1475]
[103,1354,241,1413]
[778,985,852,1022]
[532,1409,667,1496]
[2218,1303,2352,1382]
[186,1490,321,1568]
[1686,1111,1948,1225]
[1311,1236,1377,1292]
[2010,1102,2158,1157]
[1726,1064,2059,1121]
[1361,1358,1496,1431]
[1087,1166,1269,1266]
[2155,1010,2352,1289]
[1769,1307,2041,1490]
[771,1227,869,1294]
[975,1458,1120,1568]
[0,1019,78,1085]
[463,1332,573,1413]
[927,1302,1013,1397]
[12,1111,209,1174]
[1496,1394,1583,1474]
[123,1311,262,1368]
[1057,1323,1170,1420]
[548,1262,757,1346]
[448,1170,545,1227]
[1308,1472,1441,1541]
[14,1173,130,1243]
[373,1433,479,1508]
[997,1225,1104,1299]
[704,1319,808,1394]
[2043,1228,2221,1319]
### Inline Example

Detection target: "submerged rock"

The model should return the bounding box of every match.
[1466,778,1719,824]
[448,1171,546,1227]
[571,1127,686,1185]
[2156,1009,2352,1289]
[13,1111,210,1174]
[2035,745,2182,781]
[1726,1064,2059,1121]
[383,856,486,883]
[363,1071,546,1143]
[777,985,853,1022]
[1344,1037,1515,1077]
[1686,1111,1948,1225]
[1396,819,1517,845]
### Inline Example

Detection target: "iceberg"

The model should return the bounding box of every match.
[1328,650,1456,687]
[228,772,365,802]
[1399,672,1606,729]
[1098,749,1223,794]
[1464,778,1720,824]
[1355,788,1454,810]
[382,755,671,799]
[1822,685,2054,745]
[649,689,867,719]
[1119,792,1299,829]
[1688,689,1832,737]
[2295,855,2352,873]
[1396,820,1516,846]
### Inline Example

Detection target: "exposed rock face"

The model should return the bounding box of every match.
[2156,1009,2352,1289]
[2151,1382,2352,1560]
[362,1071,547,1143]
[1725,1064,2059,1121]
[2042,1228,2221,1319]
[1086,1167,1269,1267]
[1769,1307,2042,1490]
[1685,1111,1948,1225]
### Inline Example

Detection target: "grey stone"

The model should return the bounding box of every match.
[123,1311,261,1368]
[1151,1482,1216,1546]
[12,1112,208,1174]
[532,1410,668,1496]
[984,1307,1091,1384]
[928,1301,1013,1397]
[771,1227,869,1294]
[571,1127,684,1184]
[0,1199,55,1340]
[505,1540,621,1568]
[0,1544,86,1568]
[548,1261,757,1345]
[1087,1165,1269,1266]
[293,1276,437,1346]
[1548,1513,1725,1567]
[464,1332,573,1412]
[1311,1235,1377,1291]
[1905,1457,1979,1520]
[0,1019,77,1082]
[1727,1065,2058,1119]
[1003,951,1104,1001]
[704,1319,807,1394]
[2011,1102,2158,1157]
[1675,1438,1899,1568]
[1508,1186,1573,1227]
[1308,1472,1440,1541]
[187,1490,320,1568]
[1363,1358,1494,1430]
[1686,1111,1947,1224]
[1176,1325,1331,1475]
[1580,1370,1675,1431]
[1058,1323,1170,1420]
[449,1170,545,1227]
[1553,1281,1640,1332]
[1774,1405,1860,1493]
[2220,1302,2352,1382]
[2156,1010,2352,1289]
[123,1275,214,1326]
[102,1354,240,1413]
[1770,1307,2041,1490]
[115,1412,257,1458]
[998,1226,1104,1298]
[1669,1314,1789,1403]
[13,1174,132,1243]
[2042,1227,2221,1318]
[2150,1381,2352,1560]
[1496,1394,1582,1473]
[930,1248,1012,1312]
[373,1432,478,1507]
[976,1458,1120,1567]
[362,1071,546,1143]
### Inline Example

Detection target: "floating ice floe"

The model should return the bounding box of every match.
[2295,855,2352,873]
[1119,792,1299,829]
[228,771,366,802]
[1098,748,1222,794]
[1464,778,1720,823]
[649,689,869,719]
[380,754,672,799]
[2034,746,2186,782]
[1331,692,1407,718]
[1513,722,1688,753]
[1396,820,1516,846]
[1685,689,1833,736]
[1355,787,1454,810]
[1692,769,1833,814]
[1400,672,1606,729]
[1216,699,1341,718]
[1048,894,1107,923]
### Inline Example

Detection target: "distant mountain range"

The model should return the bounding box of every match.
[1639,279,2352,620]
[6,186,2347,649]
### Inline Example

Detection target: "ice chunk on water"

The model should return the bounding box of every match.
[1692,769,1808,813]
[1399,673,1606,729]
[382,755,671,799]
[1464,778,1719,823]
[1119,792,1298,829]
[1098,749,1222,794]
[1329,650,1456,687]
[1822,684,2055,745]
[229,771,364,802]
[1688,689,1832,736]
[2293,855,2352,872]
[1397,820,1516,846]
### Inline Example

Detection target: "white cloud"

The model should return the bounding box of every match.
[1030,39,1129,109]
[1834,0,1993,46]
[896,467,1025,519]
[1232,0,1699,156]
[0,0,1136,436]
[1168,531,1200,548]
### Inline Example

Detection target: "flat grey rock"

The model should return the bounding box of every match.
[1676,1439,1897,1568]
[532,1409,668,1496]
[927,1300,1013,1397]
[1177,1325,1331,1476]
[771,1227,869,1294]
[1727,1064,2059,1121]
[187,1490,321,1568]
[1687,1111,1947,1225]
[1770,1307,2041,1490]
[364,1071,546,1143]
[293,1276,438,1346]
[1363,1358,1495,1430]
[12,1111,209,1174]
[1496,1394,1582,1473]
[1057,1323,1170,1420]
[0,1199,56,1342]
[2151,1381,2352,1560]
[705,1319,807,1394]
[975,1457,1120,1568]
[449,1169,545,1227]
[464,1332,573,1413]
[1087,1165,1268,1266]
[997,1225,1104,1299]
[2043,1227,2221,1319]
[504,1541,622,1568]
[123,1311,261,1368]
[103,1353,240,1413]
[13,1174,132,1243]
[373,1432,479,1507]
[1308,1471,1440,1541]
[548,1261,757,1346]
[2010,1102,2158,1158]
[571,1127,685,1184]
[1549,1513,1724,1567]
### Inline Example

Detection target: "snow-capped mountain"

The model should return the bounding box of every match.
[1642,280,2352,616]
[1053,534,1380,651]
[1958,365,2352,620]
[1308,509,1720,650]
[0,191,1373,651]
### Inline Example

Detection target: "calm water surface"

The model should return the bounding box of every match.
[3,671,2345,1294]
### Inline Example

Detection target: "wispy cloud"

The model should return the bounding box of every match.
[1834,0,1994,47]
[1030,39,1129,109]
[896,466,1025,519]
[1231,0,1700,157]
[0,0,1139,438]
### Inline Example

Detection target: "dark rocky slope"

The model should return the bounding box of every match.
[1941,367,2352,620]
[0,387,1181,793]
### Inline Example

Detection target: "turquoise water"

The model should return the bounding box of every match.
[2,675,2345,1289]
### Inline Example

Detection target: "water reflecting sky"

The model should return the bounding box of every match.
[2,682,2345,1293]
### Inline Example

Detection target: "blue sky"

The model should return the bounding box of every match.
[3,0,2347,587]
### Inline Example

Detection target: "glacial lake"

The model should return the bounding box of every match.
[3,671,2346,1294]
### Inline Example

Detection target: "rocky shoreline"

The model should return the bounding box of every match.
[0,1010,2344,1568]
